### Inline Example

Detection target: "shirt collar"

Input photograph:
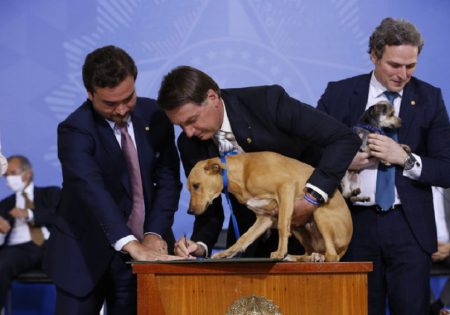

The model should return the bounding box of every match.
[370,72,404,98]
[219,99,233,133]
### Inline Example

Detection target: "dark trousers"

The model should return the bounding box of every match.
[0,241,44,309]
[344,206,431,315]
[55,252,137,315]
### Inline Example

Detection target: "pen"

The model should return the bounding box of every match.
[183,232,189,253]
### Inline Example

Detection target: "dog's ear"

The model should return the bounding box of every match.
[204,161,223,175]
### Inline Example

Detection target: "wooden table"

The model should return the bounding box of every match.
[132,260,372,315]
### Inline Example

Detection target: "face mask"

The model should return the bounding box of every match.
[5,174,26,193]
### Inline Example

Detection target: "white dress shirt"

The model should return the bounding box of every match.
[353,73,422,206]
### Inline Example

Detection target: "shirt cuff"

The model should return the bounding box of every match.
[114,235,138,251]
[305,183,329,203]
[196,241,209,257]
[402,154,422,180]
[27,209,34,223]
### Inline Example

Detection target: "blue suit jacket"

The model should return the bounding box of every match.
[178,85,361,253]
[44,97,181,297]
[317,73,450,254]
[0,186,61,245]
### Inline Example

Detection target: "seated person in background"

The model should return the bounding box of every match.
[430,187,450,315]
[0,155,61,310]
[156,65,361,258]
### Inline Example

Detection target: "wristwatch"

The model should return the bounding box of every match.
[403,153,417,171]
[305,188,325,204]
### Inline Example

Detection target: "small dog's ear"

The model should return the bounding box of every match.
[204,161,222,174]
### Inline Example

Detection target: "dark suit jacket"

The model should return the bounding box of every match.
[178,85,361,254]
[44,97,181,297]
[0,186,61,244]
[317,73,450,254]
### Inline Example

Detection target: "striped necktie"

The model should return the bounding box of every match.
[116,122,145,240]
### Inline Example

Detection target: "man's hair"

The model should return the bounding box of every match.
[7,155,33,179]
[368,17,424,59]
[82,45,138,94]
[157,66,220,111]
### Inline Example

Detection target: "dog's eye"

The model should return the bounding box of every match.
[192,183,200,190]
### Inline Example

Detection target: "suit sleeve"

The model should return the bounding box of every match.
[268,85,361,195]
[33,187,61,227]
[145,111,182,237]
[415,88,450,188]
[58,120,132,243]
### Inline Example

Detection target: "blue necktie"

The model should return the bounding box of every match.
[375,91,399,211]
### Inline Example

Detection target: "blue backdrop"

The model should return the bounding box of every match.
[1,0,449,239]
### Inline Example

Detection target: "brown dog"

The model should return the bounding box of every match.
[186,151,352,262]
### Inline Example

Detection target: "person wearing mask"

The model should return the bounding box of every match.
[156,65,361,259]
[43,45,182,315]
[317,17,450,315]
[0,155,61,310]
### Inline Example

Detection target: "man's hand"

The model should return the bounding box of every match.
[290,198,317,227]
[367,133,408,166]
[432,241,450,262]
[142,234,168,254]
[9,207,28,219]
[123,240,183,261]
[348,151,377,171]
[0,217,11,234]
[174,236,204,258]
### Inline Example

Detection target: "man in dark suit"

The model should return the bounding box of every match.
[43,46,182,315]
[156,65,361,258]
[317,18,450,315]
[0,155,60,310]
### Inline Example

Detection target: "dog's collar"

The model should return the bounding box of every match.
[220,151,237,192]
[353,124,385,135]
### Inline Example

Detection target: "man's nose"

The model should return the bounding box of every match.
[184,126,195,138]
[115,103,128,116]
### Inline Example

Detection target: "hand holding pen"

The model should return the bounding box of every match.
[173,233,203,258]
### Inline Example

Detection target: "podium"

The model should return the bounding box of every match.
[132,260,372,315]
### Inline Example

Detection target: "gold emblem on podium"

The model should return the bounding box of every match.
[226,295,282,315]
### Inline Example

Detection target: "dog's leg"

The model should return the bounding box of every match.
[313,210,340,262]
[271,184,295,259]
[286,225,326,262]
[212,216,274,259]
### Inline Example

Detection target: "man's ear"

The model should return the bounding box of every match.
[204,161,223,175]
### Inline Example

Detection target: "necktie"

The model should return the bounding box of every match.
[375,91,399,211]
[116,123,145,240]
[214,130,236,155]
[22,191,45,246]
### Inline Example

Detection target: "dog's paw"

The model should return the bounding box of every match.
[270,251,286,259]
[309,252,325,262]
[212,251,232,259]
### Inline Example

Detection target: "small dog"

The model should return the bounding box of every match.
[341,100,409,202]
[186,151,353,262]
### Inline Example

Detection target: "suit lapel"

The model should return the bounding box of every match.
[398,82,417,142]
[222,91,253,151]
[94,112,132,197]
[131,111,154,195]
[349,75,371,126]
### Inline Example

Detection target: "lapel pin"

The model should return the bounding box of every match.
[410,100,416,105]
[145,126,150,131]
[246,138,252,144]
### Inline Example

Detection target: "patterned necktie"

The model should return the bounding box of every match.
[214,130,236,155]
[375,91,399,211]
[116,123,145,240]
[22,191,45,246]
